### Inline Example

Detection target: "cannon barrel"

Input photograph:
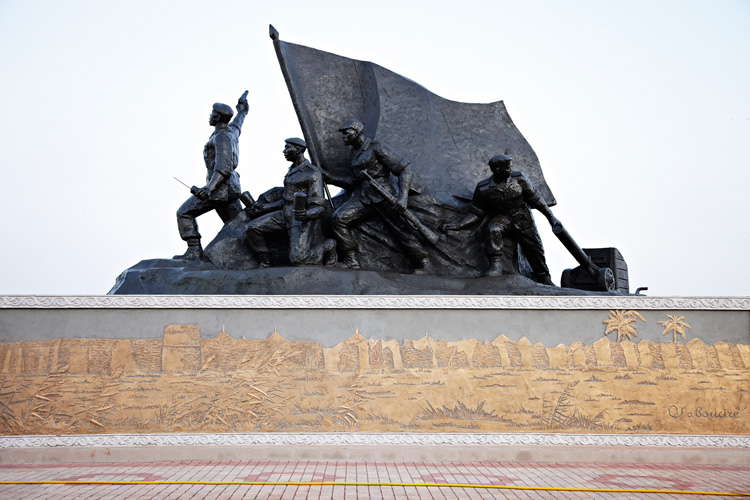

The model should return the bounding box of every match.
[552,222,596,274]
[553,221,617,292]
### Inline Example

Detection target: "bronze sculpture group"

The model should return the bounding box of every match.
[106,28,628,295]
[173,93,563,287]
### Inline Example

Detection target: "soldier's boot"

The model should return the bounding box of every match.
[412,257,434,275]
[536,273,555,286]
[341,250,361,270]
[173,239,203,261]
[257,253,271,269]
[486,257,503,277]
[322,240,338,266]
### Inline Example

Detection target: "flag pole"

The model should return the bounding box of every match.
[270,25,334,209]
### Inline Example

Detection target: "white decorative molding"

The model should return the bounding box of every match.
[0,433,748,449]
[1,295,748,310]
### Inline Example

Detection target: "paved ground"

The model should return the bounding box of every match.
[0,459,748,499]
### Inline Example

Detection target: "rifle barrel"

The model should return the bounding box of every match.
[361,171,439,245]
[173,177,193,191]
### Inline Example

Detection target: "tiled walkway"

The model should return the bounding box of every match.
[0,460,748,499]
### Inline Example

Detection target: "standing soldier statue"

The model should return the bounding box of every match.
[443,154,558,285]
[330,118,433,274]
[245,138,337,267]
[174,91,249,261]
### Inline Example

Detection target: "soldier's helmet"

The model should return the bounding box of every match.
[212,103,234,121]
[488,154,513,168]
[284,137,307,151]
[338,118,365,135]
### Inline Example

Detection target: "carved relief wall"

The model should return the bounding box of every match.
[0,308,747,436]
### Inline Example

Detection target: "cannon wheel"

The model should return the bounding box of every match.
[598,267,616,292]
[561,268,573,288]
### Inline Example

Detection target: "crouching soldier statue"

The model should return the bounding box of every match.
[245,138,337,267]
[330,118,433,274]
[174,91,249,261]
[443,154,558,285]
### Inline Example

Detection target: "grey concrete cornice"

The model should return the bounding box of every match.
[0,295,748,310]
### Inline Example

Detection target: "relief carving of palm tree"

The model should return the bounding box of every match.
[657,315,691,343]
[603,310,646,342]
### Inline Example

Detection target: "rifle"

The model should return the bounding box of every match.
[359,171,439,245]
[173,176,199,195]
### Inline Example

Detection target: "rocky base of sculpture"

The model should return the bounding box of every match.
[108,259,613,295]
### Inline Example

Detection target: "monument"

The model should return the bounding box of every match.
[109,26,628,296]
[1,25,747,466]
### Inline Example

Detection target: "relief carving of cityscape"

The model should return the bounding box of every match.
[1,311,747,436]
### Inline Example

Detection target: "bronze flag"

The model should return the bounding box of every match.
[270,25,555,206]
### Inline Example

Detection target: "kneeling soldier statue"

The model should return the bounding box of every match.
[245,138,337,267]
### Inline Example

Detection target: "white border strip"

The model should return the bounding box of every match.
[0,433,748,449]
[1,296,748,310]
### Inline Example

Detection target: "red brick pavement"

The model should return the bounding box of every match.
[0,460,748,499]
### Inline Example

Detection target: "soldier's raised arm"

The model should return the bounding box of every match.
[230,90,249,134]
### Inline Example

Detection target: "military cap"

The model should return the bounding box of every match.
[488,154,513,167]
[212,102,234,119]
[338,118,364,134]
[284,137,307,149]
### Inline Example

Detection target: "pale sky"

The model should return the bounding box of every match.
[0,0,748,296]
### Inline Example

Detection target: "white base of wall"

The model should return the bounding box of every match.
[1,433,748,465]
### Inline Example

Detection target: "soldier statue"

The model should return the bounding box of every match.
[444,154,558,285]
[329,118,433,274]
[245,138,337,267]
[174,91,249,261]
